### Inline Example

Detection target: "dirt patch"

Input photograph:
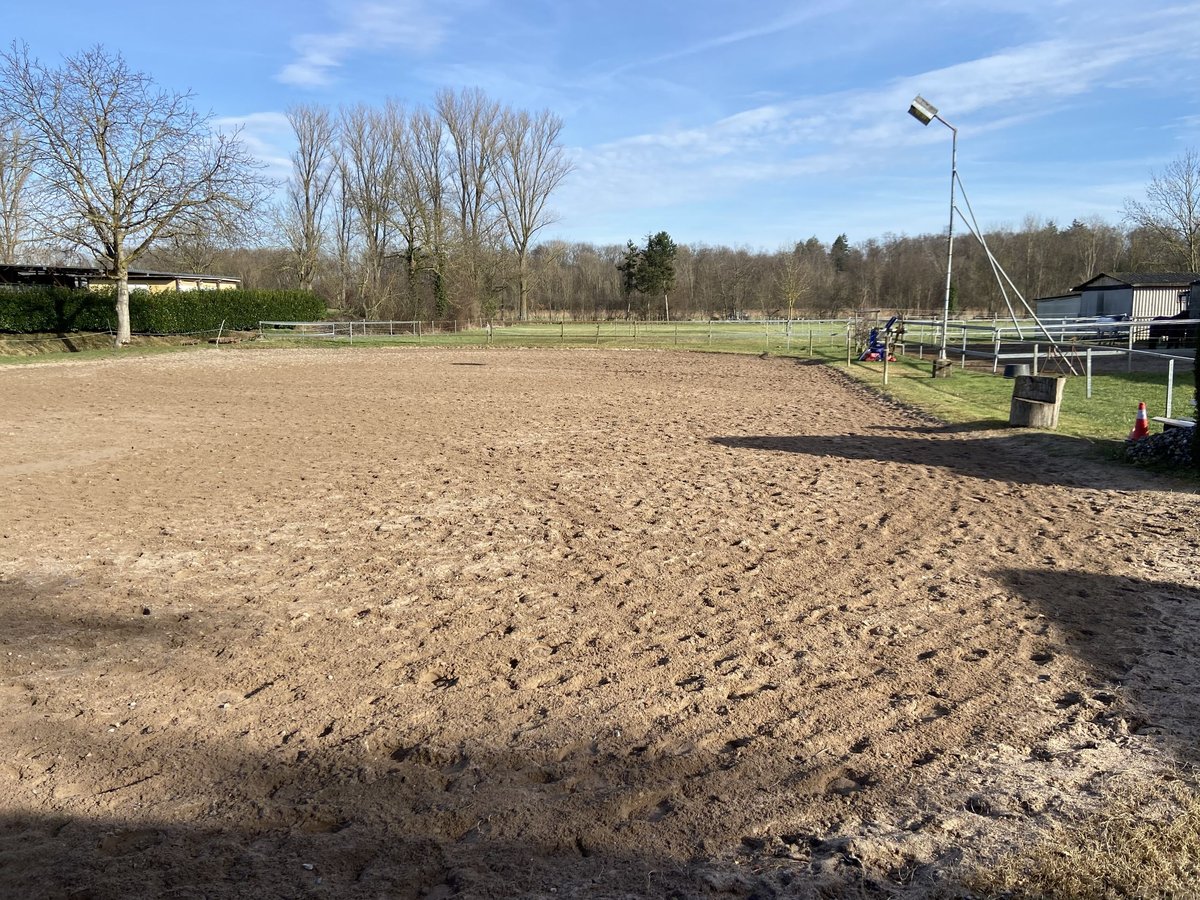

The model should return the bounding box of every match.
[1,348,1198,898]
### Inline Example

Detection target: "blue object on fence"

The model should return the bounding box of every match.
[859,326,894,362]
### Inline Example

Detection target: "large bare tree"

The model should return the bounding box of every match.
[281,103,337,291]
[494,108,572,321]
[339,102,403,317]
[1125,148,1200,272]
[405,106,449,317]
[0,43,269,345]
[437,88,503,318]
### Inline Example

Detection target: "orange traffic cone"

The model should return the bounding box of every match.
[1129,401,1150,440]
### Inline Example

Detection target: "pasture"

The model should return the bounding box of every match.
[1,347,1198,897]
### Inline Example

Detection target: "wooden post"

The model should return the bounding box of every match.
[1086,347,1092,399]
[1166,358,1175,417]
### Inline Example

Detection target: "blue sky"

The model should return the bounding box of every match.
[9,0,1200,250]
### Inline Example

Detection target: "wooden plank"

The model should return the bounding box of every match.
[1150,416,1196,430]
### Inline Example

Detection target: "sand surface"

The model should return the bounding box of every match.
[1,347,1198,898]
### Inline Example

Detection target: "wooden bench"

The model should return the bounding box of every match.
[1150,416,1196,431]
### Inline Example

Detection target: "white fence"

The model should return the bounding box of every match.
[259,320,421,341]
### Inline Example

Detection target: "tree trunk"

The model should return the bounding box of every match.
[115,272,131,347]
[1008,375,1065,429]
[664,292,670,323]
[518,252,529,321]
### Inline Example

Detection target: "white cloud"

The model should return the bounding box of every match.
[604,5,846,79]
[214,112,294,181]
[277,0,447,87]
[556,2,1200,245]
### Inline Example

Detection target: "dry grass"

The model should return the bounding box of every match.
[968,776,1200,899]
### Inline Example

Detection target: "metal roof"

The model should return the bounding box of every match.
[1073,272,1200,290]
[0,264,239,284]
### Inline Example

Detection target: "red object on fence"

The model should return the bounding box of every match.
[1129,401,1150,440]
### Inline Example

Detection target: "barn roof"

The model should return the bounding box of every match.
[0,264,240,286]
[1073,272,1200,291]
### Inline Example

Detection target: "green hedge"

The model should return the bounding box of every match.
[0,287,325,334]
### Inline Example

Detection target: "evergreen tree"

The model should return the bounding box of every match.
[636,231,677,320]
[617,241,640,296]
[616,240,641,318]
[831,233,850,272]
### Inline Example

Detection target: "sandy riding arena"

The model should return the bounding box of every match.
[2,348,1199,898]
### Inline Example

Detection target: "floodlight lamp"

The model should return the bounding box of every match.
[908,95,937,126]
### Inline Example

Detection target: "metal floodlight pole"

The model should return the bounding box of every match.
[909,95,958,365]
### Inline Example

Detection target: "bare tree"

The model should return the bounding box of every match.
[1125,149,1200,272]
[406,107,449,317]
[331,152,356,313]
[0,125,36,264]
[281,103,337,291]
[775,247,808,320]
[494,108,572,321]
[339,102,403,317]
[437,87,503,318]
[0,43,269,345]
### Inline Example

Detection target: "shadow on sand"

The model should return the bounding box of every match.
[710,427,1132,489]
[994,565,1200,761]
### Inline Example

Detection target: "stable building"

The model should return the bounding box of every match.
[1036,272,1197,319]
[0,264,240,292]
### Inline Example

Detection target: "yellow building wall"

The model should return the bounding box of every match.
[93,277,240,292]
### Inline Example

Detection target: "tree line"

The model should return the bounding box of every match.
[3,41,1199,331]
[427,215,1184,322]
[0,42,572,339]
[154,179,1200,324]
[273,91,572,323]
